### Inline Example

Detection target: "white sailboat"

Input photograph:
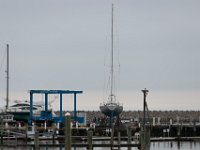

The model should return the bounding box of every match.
[100,4,123,117]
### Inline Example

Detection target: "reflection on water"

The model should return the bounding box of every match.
[151,141,200,150]
[73,142,200,150]
[1,142,200,150]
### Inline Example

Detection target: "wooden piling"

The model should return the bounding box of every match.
[0,133,2,145]
[25,126,28,144]
[34,131,39,150]
[118,132,121,149]
[110,123,114,150]
[0,117,3,145]
[127,126,132,150]
[177,124,181,138]
[65,112,72,150]
[87,130,93,150]
[140,127,150,150]
[52,134,55,144]
[193,120,196,136]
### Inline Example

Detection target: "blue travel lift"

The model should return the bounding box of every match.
[29,90,83,125]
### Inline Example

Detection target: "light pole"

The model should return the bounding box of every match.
[142,88,149,131]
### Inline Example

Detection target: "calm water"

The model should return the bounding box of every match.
[1,141,200,150]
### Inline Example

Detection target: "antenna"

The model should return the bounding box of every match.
[6,44,9,109]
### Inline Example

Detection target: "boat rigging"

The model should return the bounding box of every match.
[100,4,123,117]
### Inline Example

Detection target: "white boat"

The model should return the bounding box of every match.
[9,100,43,114]
[0,45,55,122]
[0,100,43,122]
[100,4,123,117]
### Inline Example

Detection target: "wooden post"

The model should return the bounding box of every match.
[146,128,151,150]
[87,130,93,150]
[52,127,55,144]
[110,123,114,150]
[25,134,28,144]
[65,112,71,150]
[34,131,39,150]
[140,127,150,150]
[177,124,181,138]
[25,126,28,144]
[0,117,3,145]
[127,126,132,150]
[193,120,196,137]
[140,89,150,150]
[0,132,2,145]
[118,132,121,149]
[152,117,155,126]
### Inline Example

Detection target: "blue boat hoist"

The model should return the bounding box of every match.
[29,90,83,125]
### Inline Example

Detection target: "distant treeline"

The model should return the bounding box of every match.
[55,110,200,123]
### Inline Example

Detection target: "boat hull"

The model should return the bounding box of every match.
[100,103,123,117]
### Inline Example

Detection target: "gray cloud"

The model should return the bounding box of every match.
[0,0,200,109]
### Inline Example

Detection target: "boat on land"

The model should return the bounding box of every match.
[0,100,43,122]
[100,99,123,117]
[9,100,43,112]
[0,45,44,122]
[100,4,123,117]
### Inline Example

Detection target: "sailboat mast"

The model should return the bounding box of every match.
[110,3,114,102]
[6,44,9,109]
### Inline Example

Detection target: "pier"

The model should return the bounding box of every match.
[0,89,152,150]
[1,89,200,150]
[2,115,200,149]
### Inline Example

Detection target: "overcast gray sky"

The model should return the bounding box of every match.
[0,0,200,110]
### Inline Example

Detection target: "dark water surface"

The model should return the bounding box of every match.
[1,141,200,150]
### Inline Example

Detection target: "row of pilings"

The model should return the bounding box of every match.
[32,114,150,150]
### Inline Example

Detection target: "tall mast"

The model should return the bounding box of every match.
[6,44,9,109]
[110,3,114,102]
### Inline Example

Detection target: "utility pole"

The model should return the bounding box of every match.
[140,88,150,150]
[142,88,149,130]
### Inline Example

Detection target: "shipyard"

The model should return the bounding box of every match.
[0,1,200,150]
